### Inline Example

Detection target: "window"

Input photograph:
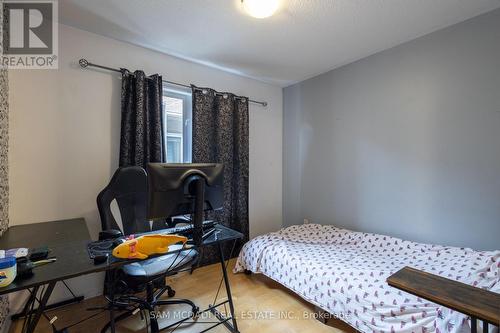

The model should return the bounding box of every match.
[162,84,192,163]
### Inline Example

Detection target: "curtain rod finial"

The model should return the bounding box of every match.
[79,58,89,68]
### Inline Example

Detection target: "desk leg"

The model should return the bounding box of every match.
[107,269,117,333]
[12,291,83,321]
[471,317,477,333]
[25,281,56,333]
[17,286,40,322]
[217,241,239,333]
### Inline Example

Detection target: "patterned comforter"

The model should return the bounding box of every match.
[234,224,500,333]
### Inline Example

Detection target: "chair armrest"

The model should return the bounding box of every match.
[170,216,191,226]
[99,229,123,241]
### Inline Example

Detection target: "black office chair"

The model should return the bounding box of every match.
[97,166,199,333]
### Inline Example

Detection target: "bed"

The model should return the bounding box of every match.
[234,224,500,333]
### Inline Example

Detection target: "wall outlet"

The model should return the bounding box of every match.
[303,218,310,224]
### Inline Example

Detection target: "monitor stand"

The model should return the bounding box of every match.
[192,177,205,246]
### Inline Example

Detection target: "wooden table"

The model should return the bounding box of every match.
[387,266,500,333]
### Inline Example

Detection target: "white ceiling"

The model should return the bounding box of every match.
[59,0,500,87]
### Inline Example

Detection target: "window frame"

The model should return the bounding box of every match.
[162,84,192,163]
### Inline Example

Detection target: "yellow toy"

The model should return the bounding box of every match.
[112,234,188,260]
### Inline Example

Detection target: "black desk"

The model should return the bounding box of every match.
[0,218,89,248]
[0,219,105,333]
[0,218,99,295]
[0,218,243,333]
[97,223,243,333]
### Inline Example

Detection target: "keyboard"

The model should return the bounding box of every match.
[163,220,217,236]
[88,220,218,260]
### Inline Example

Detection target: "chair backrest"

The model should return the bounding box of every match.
[97,167,151,235]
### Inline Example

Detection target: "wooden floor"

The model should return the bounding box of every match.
[10,259,355,333]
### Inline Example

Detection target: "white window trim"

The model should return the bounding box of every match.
[162,83,192,163]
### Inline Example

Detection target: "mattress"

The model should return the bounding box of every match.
[234,224,499,333]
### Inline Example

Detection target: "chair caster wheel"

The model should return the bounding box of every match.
[167,289,176,297]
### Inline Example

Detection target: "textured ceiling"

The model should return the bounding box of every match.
[59,0,500,86]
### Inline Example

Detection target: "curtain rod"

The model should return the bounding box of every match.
[78,58,268,107]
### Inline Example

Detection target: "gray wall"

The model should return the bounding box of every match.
[283,9,500,250]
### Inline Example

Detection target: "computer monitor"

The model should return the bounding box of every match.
[146,163,224,244]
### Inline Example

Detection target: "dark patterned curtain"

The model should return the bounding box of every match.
[119,70,164,168]
[192,86,249,265]
[0,68,9,330]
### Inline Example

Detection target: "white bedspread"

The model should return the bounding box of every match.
[234,224,499,333]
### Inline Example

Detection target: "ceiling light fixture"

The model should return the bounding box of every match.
[241,0,280,19]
